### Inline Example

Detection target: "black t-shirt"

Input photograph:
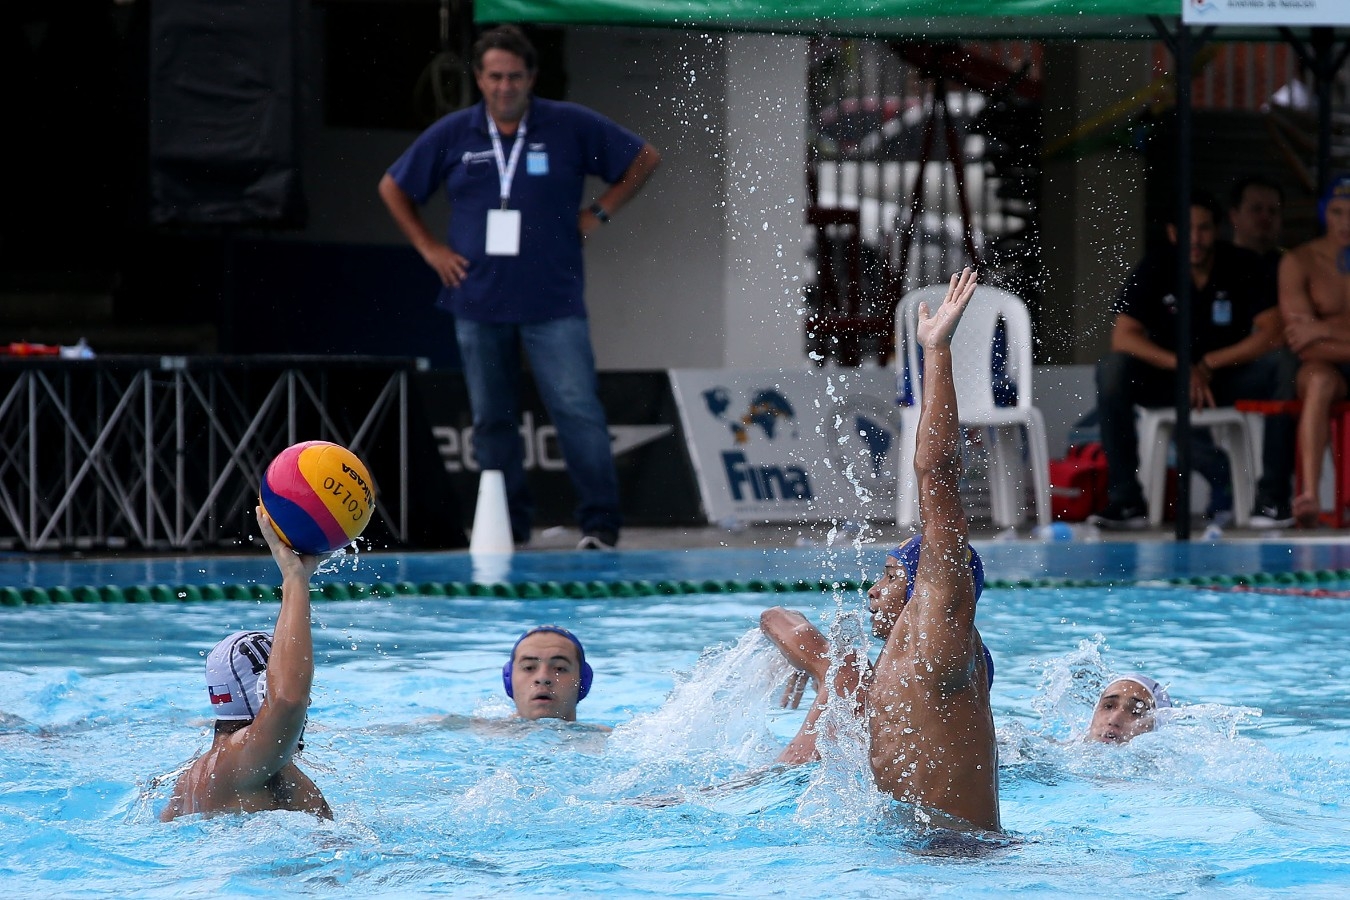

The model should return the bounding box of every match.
[1112,241,1272,357]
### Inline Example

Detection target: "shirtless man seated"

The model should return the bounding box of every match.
[161,508,331,821]
[762,269,999,832]
[1279,175,1350,526]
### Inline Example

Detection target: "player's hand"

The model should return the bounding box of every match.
[421,243,470,288]
[256,507,324,582]
[917,268,978,350]
[779,669,816,709]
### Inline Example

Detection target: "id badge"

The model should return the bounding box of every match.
[1212,296,1232,326]
[486,209,521,256]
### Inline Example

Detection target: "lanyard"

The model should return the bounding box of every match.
[487,113,527,210]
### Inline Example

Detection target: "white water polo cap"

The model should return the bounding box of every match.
[205,630,273,720]
[1106,673,1173,710]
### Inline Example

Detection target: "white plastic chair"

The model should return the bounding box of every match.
[894,284,1051,529]
[1136,407,1257,527]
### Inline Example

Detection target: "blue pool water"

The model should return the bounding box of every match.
[3,542,1350,897]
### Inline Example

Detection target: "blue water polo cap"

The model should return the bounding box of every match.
[1317,173,1350,226]
[890,535,985,604]
[502,625,594,702]
[886,536,992,686]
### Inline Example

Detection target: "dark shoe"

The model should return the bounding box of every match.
[578,530,618,550]
[1087,501,1148,531]
[1248,501,1294,530]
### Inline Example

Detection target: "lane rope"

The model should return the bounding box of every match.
[6,569,1350,606]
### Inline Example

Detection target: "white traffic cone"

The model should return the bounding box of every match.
[469,470,514,555]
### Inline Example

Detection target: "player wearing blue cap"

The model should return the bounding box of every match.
[763,269,999,832]
[1279,174,1350,527]
[760,536,990,765]
[502,625,596,723]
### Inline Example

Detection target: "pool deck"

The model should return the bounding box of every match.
[4,516,1348,594]
[539,518,1349,552]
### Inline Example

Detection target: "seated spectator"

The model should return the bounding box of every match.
[1228,173,1284,261]
[1278,175,1350,527]
[1089,192,1297,529]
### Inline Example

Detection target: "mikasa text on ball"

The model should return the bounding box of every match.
[259,441,375,554]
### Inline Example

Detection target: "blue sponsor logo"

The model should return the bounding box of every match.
[722,450,813,502]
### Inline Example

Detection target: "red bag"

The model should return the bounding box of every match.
[1049,442,1108,521]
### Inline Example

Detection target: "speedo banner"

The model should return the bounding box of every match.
[417,371,702,527]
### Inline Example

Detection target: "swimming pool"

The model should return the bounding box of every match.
[3,542,1350,897]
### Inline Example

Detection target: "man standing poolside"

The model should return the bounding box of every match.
[1279,175,1350,527]
[161,509,330,820]
[378,24,660,550]
[763,270,999,832]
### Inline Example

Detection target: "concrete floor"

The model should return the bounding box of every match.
[523,518,1338,552]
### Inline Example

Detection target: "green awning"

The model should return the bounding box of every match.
[474,0,1186,40]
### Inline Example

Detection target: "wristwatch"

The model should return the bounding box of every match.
[588,202,610,224]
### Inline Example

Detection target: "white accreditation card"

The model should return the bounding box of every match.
[485,209,521,256]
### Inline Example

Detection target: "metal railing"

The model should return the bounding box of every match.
[0,356,412,551]
[804,38,1043,366]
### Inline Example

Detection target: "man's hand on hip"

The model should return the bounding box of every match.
[422,243,469,288]
[578,208,604,239]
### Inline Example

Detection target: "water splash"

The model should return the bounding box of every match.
[608,629,788,771]
[795,608,883,828]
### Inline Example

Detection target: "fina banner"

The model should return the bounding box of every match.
[669,368,902,524]
[1183,0,1350,26]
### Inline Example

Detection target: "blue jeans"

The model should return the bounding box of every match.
[454,316,621,540]
[1095,349,1297,509]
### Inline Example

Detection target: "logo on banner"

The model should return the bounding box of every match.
[829,408,893,478]
[702,385,813,502]
[434,413,672,473]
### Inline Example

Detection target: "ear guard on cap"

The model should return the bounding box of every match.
[891,535,985,604]
[884,537,993,687]
[502,625,594,702]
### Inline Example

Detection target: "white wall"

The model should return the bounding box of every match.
[566,28,730,369]
[568,29,810,370]
[719,35,810,368]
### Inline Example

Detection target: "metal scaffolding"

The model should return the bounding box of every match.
[0,356,413,551]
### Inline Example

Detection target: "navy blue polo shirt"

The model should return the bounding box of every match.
[387,97,645,323]
[1112,241,1270,358]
